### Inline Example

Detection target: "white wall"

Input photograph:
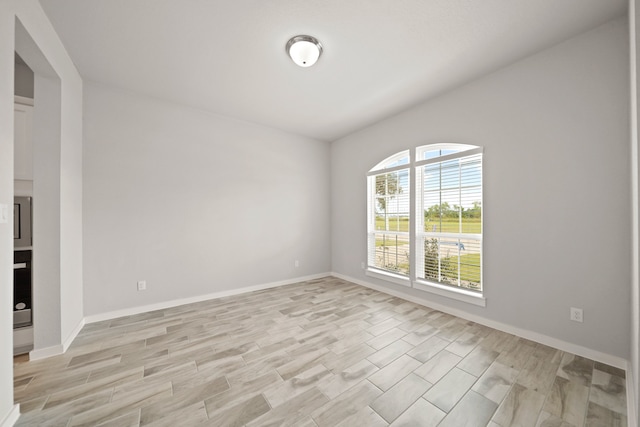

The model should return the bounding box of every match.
[31,73,62,351]
[82,83,331,316]
[14,60,33,99]
[14,5,84,358]
[0,3,16,424]
[332,18,631,360]
[0,1,83,424]
[629,0,639,423]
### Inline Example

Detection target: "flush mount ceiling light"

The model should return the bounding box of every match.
[286,35,323,67]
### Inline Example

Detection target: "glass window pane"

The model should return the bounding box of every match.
[461,190,481,234]
[369,146,481,292]
[398,215,410,232]
[417,144,479,161]
[440,189,460,233]
[440,161,460,190]
[416,147,482,292]
[423,237,440,281]
[370,150,410,172]
[373,233,410,275]
[458,239,481,290]
[373,169,410,232]
[423,164,441,191]
[439,239,459,285]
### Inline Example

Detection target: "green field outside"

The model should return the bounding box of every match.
[373,243,480,287]
[424,219,481,234]
[444,253,481,286]
[375,217,481,234]
[373,244,410,275]
[376,235,409,247]
[375,217,410,232]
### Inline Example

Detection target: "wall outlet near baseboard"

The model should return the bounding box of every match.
[295,260,299,268]
[570,307,583,322]
[361,261,365,269]
[137,280,147,291]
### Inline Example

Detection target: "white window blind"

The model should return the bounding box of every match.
[366,145,483,298]
[416,146,482,291]
[367,151,410,277]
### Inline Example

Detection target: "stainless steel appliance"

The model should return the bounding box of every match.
[14,196,32,248]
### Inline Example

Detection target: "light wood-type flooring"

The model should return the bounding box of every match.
[13,277,628,426]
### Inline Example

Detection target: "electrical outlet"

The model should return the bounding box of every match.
[295,260,299,268]
[361,261,365,269]
[570,307,583,323]
[137,280,147,291]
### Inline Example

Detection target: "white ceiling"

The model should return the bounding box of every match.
[38,0,626,141]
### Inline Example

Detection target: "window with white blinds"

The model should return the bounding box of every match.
[367,151,411,277]
[415,144,483,292]
[366,144,483,299]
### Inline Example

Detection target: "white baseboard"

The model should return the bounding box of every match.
[29,344,64,361]
[13,327,33,356]
[332,272,629,370]
[26,318,84,360]
[0,404,20,427]
[28,273,331,360]
[85,272,331,324]
[62,318,85,352]
[627,363,637,427]
[29,270,628,375]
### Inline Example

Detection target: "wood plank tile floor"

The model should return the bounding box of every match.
[13,277,628,426]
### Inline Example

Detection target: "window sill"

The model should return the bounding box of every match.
[366,268,411,287]
[413,280,486,307]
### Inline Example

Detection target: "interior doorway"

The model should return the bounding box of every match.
[14,17,63,359]
[12,54,34,354]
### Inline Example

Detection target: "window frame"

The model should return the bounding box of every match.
[366,160,412,285]
[366,144,485,307]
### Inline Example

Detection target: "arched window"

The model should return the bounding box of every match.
[367,150,411,277]
[367,144,484,304]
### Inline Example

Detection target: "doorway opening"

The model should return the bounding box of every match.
[13,52,34,356]
[14,17,63,359]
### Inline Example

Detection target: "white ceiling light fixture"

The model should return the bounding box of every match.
[286,35,323,68]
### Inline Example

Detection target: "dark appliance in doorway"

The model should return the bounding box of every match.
[14,250,32,328]
[13,196,32,329]
[14,196,32,249]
